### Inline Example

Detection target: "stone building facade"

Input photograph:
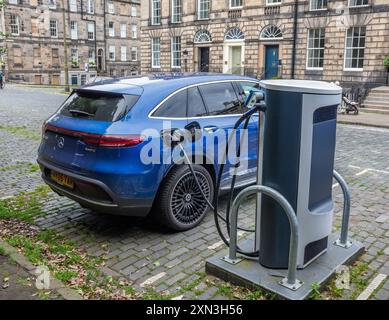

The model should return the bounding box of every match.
[0,0,140,85]
[140,0,389,87]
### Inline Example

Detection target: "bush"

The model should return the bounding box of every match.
[384,56,389,68]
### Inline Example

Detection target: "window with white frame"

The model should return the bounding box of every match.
[70,21,78,40]
[120,24,126,38]
[10,15,19,35]
[171,0,182,23]
[131,25,137,39]
[307,28,325,69]
[266,0,282,5]
[88,22,95,40]
[230,0,242,8]
[310,0,327,10]
[121,46,127,61]
[171,36,181,68]
[69,0,77,12]
[50,19,58,38]
[109,46,116,61]
[131,6,137,17]
[71,48,78,64]
[81,74,87,85]
[109,22,115,37]
[152,37,161,68]
[151,0,161,25]
[88,48,95,64]
[344,26,366,70]
[198,0,210,19]
[48,0,57,8]
[131,47,138,61]
[348,0,368,7]
[87,0,94,14]
[8,0,18,4]
[108,1,114,14]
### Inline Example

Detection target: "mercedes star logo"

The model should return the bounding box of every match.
[57,136,65,149]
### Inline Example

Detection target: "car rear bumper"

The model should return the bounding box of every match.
[37,158,153,217]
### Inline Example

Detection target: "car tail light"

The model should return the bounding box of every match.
[43,123,145,148]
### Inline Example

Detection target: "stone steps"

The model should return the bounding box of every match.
[362,104,389,111]
[361,86,389,114]
[368,91,389,97]
[364,94,389,101]
[370,86,389,93]
[360,108,389,115]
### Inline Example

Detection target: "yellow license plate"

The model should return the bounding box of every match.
[50,171,74,189]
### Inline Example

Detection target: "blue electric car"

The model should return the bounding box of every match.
[37,74,261,231]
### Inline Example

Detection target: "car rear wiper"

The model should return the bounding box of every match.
[69,109,95,117]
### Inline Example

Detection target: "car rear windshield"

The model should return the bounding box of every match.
[59,91,140,122]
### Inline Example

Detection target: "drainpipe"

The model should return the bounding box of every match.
[103,0,107,74]
[1,2,7,78]
[291,0,299,79]
[0,4,5,38]
[62,0,70,92]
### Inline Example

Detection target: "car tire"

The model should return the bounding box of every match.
[155,165,214,232]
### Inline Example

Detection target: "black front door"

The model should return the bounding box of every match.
[199,47,210,72]
[97,49,103,71]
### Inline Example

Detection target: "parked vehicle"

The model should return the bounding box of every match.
[37,74,261,231]
[85,76,113,85]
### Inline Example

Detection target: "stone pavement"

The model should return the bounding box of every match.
[338,112,389,129]
[0,254,62,300]
[0,85,388,300]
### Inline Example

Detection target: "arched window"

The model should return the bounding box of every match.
[225,27,244,41]
[194,29,212,43]
[260,25,283,40]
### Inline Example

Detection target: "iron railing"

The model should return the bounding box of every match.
[341,86,369,106]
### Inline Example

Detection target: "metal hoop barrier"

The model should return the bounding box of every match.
[227,185,303,291]
[333,170,353,249]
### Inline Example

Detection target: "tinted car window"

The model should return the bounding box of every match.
[200,82,241,116]
[187,87,207,117]
[153,90,187,118]
[59,91,139,122]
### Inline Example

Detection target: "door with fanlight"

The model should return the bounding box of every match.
[264,45,279,79]
[230,46,242,75]
[199,47,210,72]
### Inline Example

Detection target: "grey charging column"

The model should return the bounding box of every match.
[258,80,342,269]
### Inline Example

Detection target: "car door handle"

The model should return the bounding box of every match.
[204,126,219,133]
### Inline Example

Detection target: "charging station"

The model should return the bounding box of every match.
[205,80,365,300]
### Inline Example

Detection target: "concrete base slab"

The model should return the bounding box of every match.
[206,233,364,300]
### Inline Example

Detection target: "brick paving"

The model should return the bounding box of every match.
[0,85,388,300]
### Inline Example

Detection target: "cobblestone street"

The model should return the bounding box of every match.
[0,85,388,300]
